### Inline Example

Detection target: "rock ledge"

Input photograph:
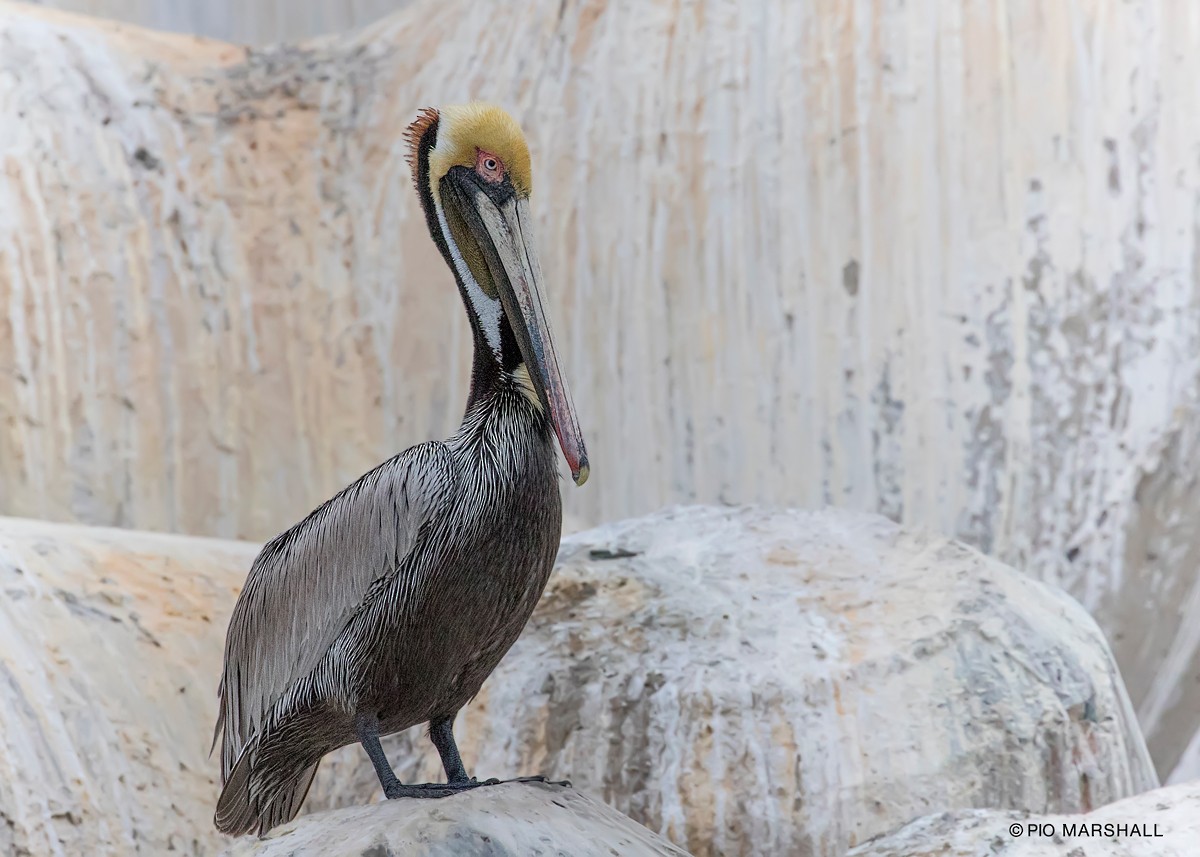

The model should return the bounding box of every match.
[327,506,1157,856]
[219,781,691,856]
[849,780,1200,857]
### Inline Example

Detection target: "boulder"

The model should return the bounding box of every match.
[219,781,690,857]
[27,0,413,43]
[0,516,257,855]
[848,780,1200,857]
[306,505,1158,857]
[0,505,1165,856]
[2,3,1200,787]
[1167,729,1200,784]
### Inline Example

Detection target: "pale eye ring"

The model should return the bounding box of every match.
[483,157,498,172]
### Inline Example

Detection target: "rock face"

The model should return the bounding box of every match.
[306,506,1158,857]
[1168,728,1200,784]
[0,516,257,855]
[26,0,413,43]
[849,780,1200,857]
[220,782,691,857]
[0,1,1198,784]
[0,505,1160,855]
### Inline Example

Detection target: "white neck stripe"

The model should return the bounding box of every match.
[436,203,502,354]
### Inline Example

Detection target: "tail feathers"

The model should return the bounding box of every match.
[264,762,319,832]
[214,740,320,837]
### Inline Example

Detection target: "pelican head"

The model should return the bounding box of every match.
[405,103,588,486]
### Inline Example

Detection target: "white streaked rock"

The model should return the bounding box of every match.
[849,780,1200,857]
[307,505,1158,857]
[1,1,1199,784]
[1167,729,1200,785]
[220,782,691,857]
[0,516,257,856]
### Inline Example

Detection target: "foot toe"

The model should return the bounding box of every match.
[510,775,571,787]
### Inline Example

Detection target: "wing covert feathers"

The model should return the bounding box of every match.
[213,442,455,789]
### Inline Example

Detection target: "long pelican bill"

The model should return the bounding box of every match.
[442,173,589,486]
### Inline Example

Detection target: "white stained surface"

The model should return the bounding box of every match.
[0,0,1198,783]
[21,0,410,42]
[0,516,258,856]
[1166,725,1200,784]
[219,782,692,857]
[848,780,1200,857]
[304,506,1159,857]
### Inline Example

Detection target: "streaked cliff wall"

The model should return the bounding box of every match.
[1,0,1198,779]
[21,0,408,42]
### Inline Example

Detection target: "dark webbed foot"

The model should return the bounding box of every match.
[382,775,570,800]
[364,715,573,801]
[383,778,498,799]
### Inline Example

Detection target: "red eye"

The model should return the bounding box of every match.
[476,150,504,182]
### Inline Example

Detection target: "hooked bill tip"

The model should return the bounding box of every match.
[572,461,590,487]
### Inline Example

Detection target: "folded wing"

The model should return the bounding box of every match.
[213,441,456,780]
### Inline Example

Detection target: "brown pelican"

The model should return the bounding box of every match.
[212,103,588,836]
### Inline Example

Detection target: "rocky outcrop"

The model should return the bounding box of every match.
[220,782,690,857]
[0,1,1198,785]
[1168,728,1200,784]
[849,780,1200,857]
[0,506,1161,855]
[25,0,413,43]
[306,506,1158,857]
[0,516,257,856]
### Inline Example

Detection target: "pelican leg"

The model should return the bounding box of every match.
[356,711,494,799]
[429,716,470,783]
[428,717,572,790]
[355,712,409,798]
[423,715,503,792]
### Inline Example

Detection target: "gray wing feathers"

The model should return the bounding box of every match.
[215,442,455,781]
